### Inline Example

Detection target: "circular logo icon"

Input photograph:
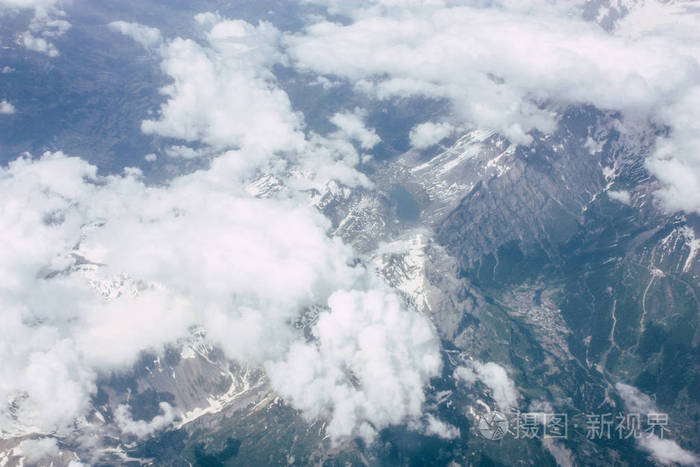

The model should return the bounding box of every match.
[478,411,509,440]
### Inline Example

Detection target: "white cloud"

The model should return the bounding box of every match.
[638,436,699,466]
[287,0,700,213]
[19,31,59,56]
[0,0,71,56]
[409,121,454,149]
[108,21,162,49]
[647,129,700,215]
[115,402,177,439]
[455,361,519,411]
[422,414,460,440]
[616,383,699,466]
[163,145,210,159]
[114,17,372,191]
[330,109,381,150]
[615,383,657,415]
[529,400,575,467]
[542,437,574,467]
[0,13,441,445]
[0,100,15,114]
[453,365,477,384]
[111,17,306,155]
[608,189,631,205]
[14,437,60,464]
[0,143,435,443]
[267,289,441,443]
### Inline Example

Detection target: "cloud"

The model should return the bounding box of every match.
[287,0,700,213]
[0,0,71,56]
[615,383,657,414]
[608,190,631,205]
[455,361,519,412]
[409,121,454,149]
[542,437,574,467]
[0,144,436,443]
[115,402,178,439]
[453,365,477,384]
[266,289,441,443]
[422,414,460,440]
[616,383,699,466]
[163,145,211,159]
[0,13,441,445]
[112,16,372,191]
[529,400,575,467]
[110,15,306,155]
[14,437,60,464]
[638,436,700,467]
[0,100,15,114]
[406,413,460,440]
[330,109,381,150]
[108,21,162,49]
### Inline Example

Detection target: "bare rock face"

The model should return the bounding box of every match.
[364,105,699,464]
